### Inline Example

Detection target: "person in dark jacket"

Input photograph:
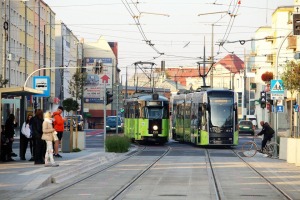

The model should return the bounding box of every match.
[4,114,18,161]
[20,113,34,161]
[1,125,9,162]
[31,109,45,164]
[257,121,275,151]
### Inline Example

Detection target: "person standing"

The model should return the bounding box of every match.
[4,114,18,161]
[42,111,59,167]
[53,106,66,158]
[1,125,9,162]
[31,109,45,165]
[257,121,275,151]
[20,113,34,161]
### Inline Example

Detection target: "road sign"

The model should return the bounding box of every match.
[277,105,284,113]
[271,80,284,92]
[33,76,50,97]
[271,93,284,100]
[294,105,299,112]
[270,79,284,100]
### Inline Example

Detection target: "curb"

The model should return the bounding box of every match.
[23,174,52,190]
[51,153,118,183]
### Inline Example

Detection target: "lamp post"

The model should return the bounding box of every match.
[273,30,292,158]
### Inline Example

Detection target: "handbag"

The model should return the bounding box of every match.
[53,131,59,141]
[41,133,53,141]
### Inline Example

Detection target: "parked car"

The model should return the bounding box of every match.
[238,120,255,135]
[106,116,123,133]
[65,115,84,131]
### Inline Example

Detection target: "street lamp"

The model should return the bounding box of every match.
[273,30,293,158]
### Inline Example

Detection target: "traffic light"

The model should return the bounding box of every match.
[106,91,113,105]
[260,91,266,109]
[293,14,300,35]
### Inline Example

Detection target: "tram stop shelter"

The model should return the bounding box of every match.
[0,87,43,158]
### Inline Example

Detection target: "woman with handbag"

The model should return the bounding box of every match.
[42,111,59,167]
[20,113,34,161]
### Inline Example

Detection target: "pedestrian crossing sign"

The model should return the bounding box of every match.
[271,80,284,93]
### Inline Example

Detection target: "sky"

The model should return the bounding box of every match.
[44,0,294,75]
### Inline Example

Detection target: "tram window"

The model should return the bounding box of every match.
[162,107,168,118]
[147,108,163,119]
[202,104,207,130]
[129,105,135,118]
[210,104,233,127]
[135,104,140,118]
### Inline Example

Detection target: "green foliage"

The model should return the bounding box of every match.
[72,148,81,152]
[62,98,79,113]
[105,135,130,153]
[281,61,300,97]
[68,70,87,100]
[0,75,9,88]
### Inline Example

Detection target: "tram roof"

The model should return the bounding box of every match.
[126,94,168,102]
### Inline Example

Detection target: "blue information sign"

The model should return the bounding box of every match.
[33,76,50,97]
[277,105,284,113]
[294,105,299,112]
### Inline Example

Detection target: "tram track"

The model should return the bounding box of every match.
[39,146,146,200]
[205,149,222,200]
[109,146,171,200]
[34,142,295,200]
[205,148,294,200]
[233,150,293,200]
[39,146,170,200]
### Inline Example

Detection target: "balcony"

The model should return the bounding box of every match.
[287,36,297,51]
[266,54,274,63]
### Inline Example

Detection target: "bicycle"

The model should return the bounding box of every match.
[241,135,279,158]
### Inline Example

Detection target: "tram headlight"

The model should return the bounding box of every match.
[153,125,158,130]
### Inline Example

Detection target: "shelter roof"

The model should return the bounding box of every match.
[0,87,43,96]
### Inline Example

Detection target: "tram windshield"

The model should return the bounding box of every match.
[209,97,233,127]
[145,107,164,119]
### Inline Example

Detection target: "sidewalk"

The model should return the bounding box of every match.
[0,147,121,194]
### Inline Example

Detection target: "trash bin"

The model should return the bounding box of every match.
[61,131,71,153]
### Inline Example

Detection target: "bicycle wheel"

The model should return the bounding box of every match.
[264,142,279,158]
[242,141,258,157]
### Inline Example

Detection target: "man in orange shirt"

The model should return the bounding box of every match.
[53,106,66,158]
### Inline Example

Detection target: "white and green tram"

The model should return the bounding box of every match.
[123,94,170,144]
[171,89,239,146]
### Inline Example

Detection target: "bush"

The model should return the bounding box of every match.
[105,135,130,153]
[72,148,81,152]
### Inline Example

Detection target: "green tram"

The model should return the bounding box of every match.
[123,94,170,144]
[171,89,239,146]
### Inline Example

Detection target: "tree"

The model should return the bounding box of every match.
[281,61,300,97]
[68,70,87,101]
[67,70,87,147]
[0,75,9,88]
[281,61,300,138]
[62,98,79,151]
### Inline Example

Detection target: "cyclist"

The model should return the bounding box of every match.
[257,121,275,152]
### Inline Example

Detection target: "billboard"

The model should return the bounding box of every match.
[83,57,113,103]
